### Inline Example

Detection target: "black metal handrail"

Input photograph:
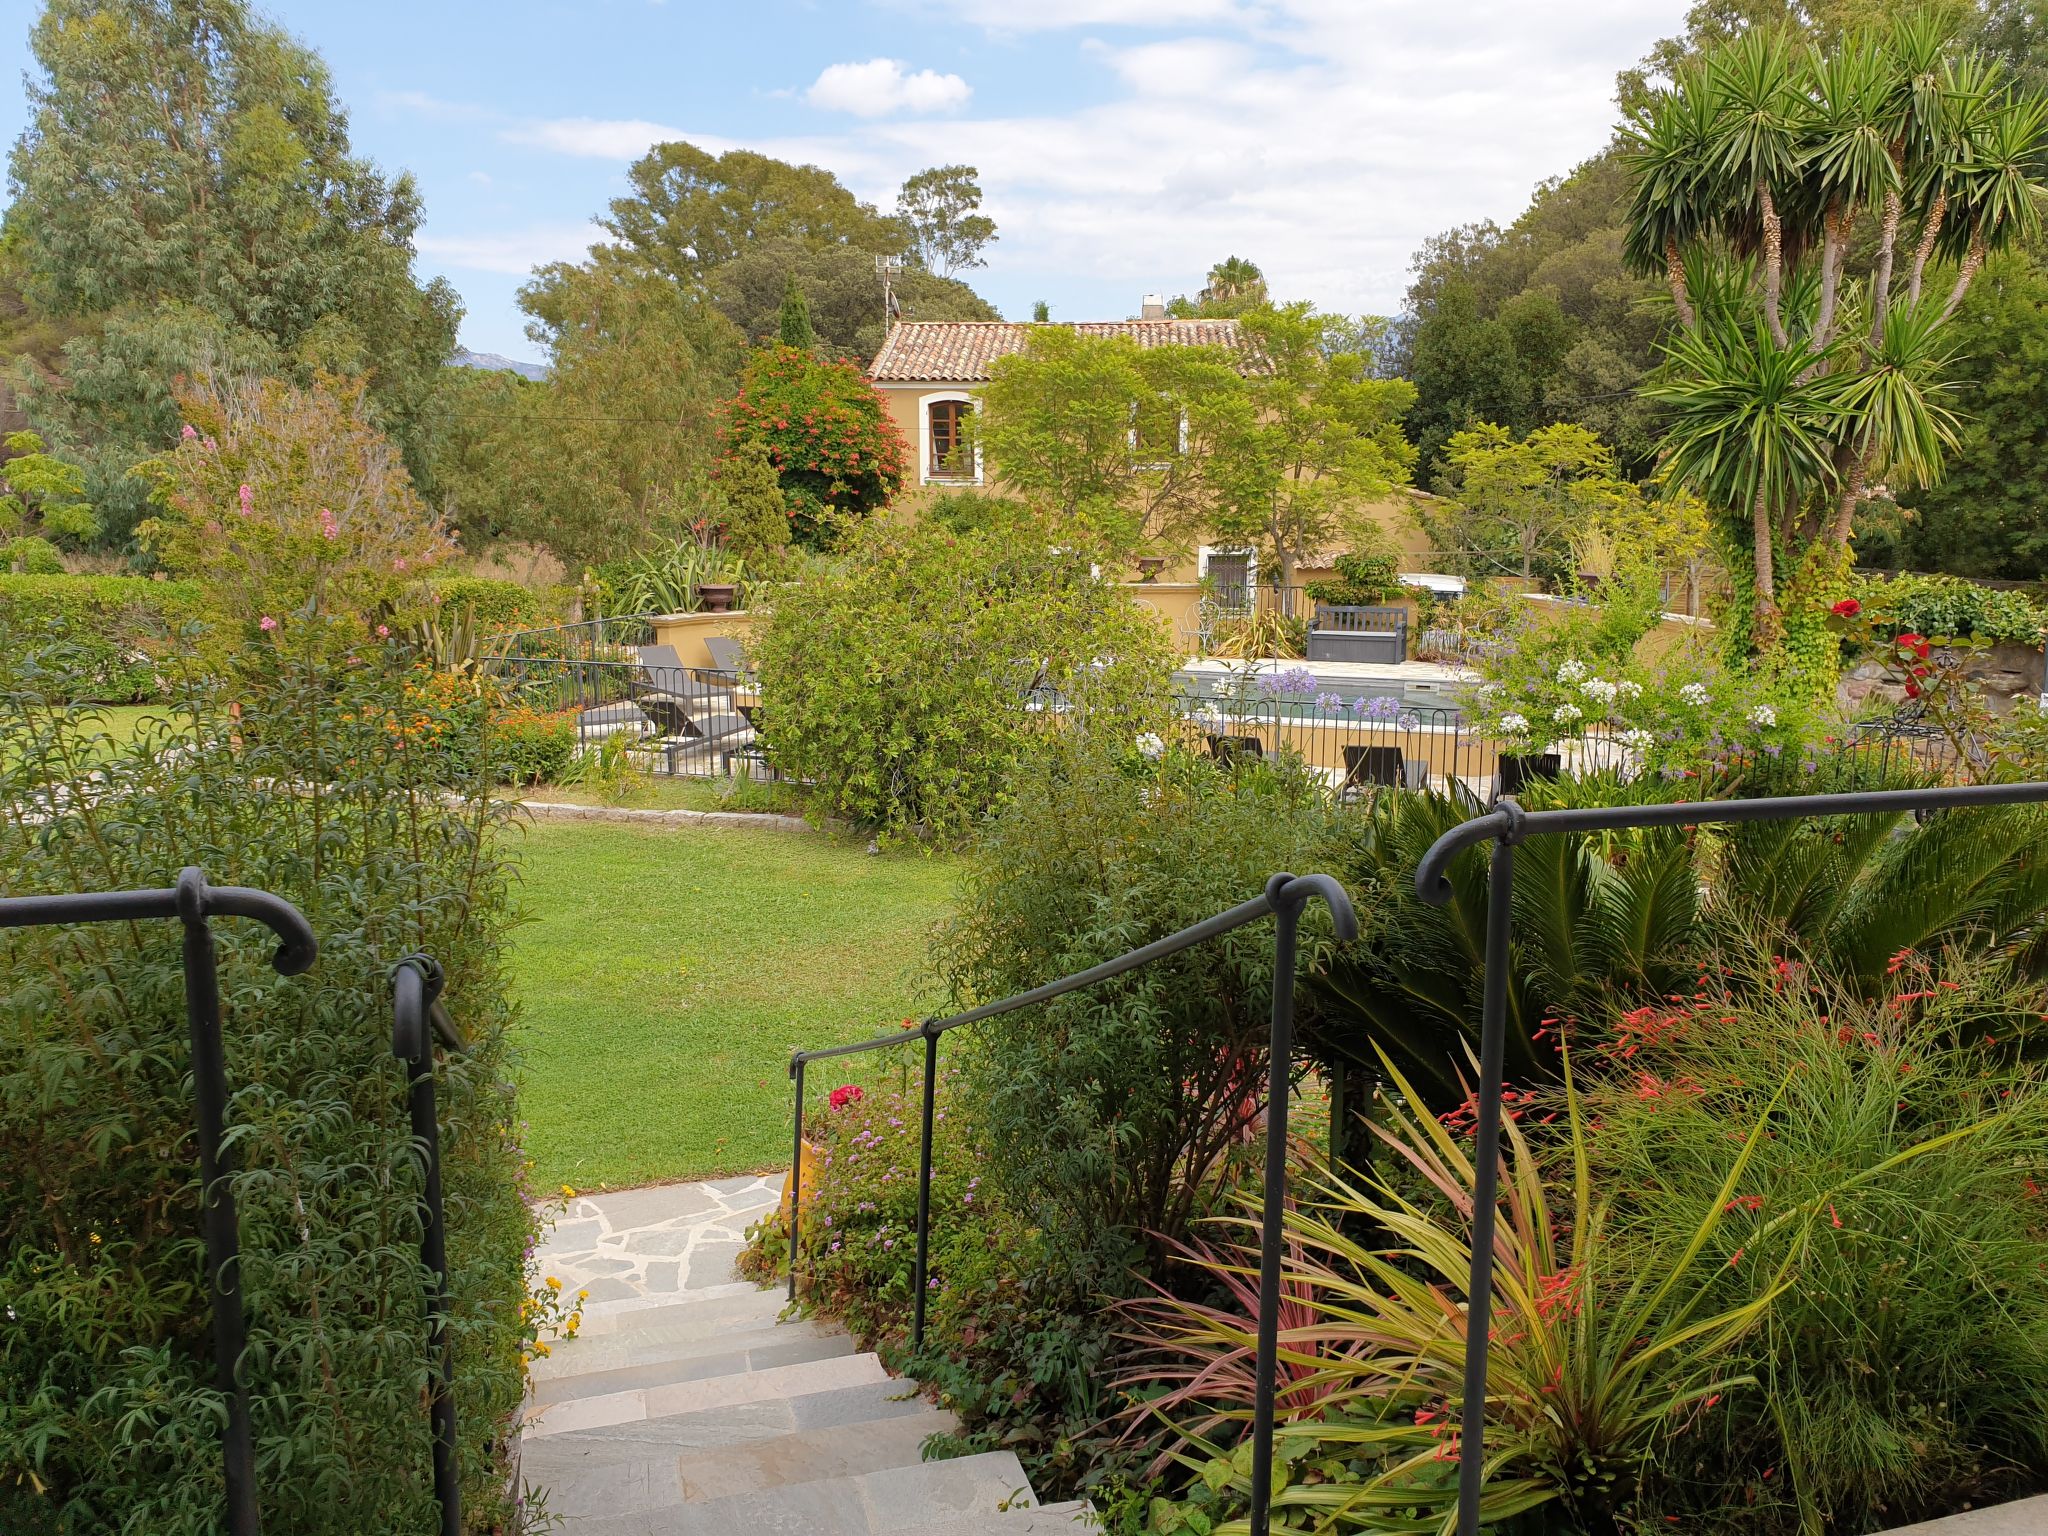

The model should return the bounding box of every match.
[1413,777,2048,1536]
[392,956,470,1536]
[787,871,1358,1536]
[0,869,318,1536]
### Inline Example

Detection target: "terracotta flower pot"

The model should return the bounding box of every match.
[697,583,738,614]
[1135,557,1167,582]
[781,1138,825,1215]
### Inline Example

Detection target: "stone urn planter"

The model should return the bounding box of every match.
[1135,556,1167,582]
[696,583,738,614]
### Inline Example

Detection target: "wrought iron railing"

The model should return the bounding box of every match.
[391,956,470,1536]
[1412,778,2048,1536]
[0,882,473,1536]
[785,873,1359,1536]
[0,870,319,1536]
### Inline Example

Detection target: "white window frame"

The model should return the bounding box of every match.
[1127,401,1189,471]
[919,391,983,486]
[1198,544,1258,605]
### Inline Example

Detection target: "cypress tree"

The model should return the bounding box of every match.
[777,275,815,350]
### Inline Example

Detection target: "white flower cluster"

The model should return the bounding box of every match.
[1556,658,1588,684]
[1621,728,1656,750]
[1582,677,1619,707]
[1616,679,1643,701]
[1748,704,1778,728]
[1680,682,1711,706]
[1135,732,1165,760]
[1499,712,1532,735]
[1553,703,1584,724]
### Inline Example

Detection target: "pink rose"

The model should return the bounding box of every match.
[259,615,278,632]
[375,624,391,639]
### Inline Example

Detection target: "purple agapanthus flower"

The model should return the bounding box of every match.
[1261,665,1319,697]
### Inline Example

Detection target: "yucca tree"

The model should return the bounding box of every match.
[1623,14,2048,655]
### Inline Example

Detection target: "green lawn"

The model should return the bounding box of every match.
[508,818,957,1191]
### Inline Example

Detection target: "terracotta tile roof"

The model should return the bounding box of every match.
[868,319,1263,383]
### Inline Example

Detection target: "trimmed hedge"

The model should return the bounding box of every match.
[428,577,571,637]
[1859,572,2048,647]
[0,574,230,701]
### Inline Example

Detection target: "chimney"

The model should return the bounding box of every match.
[1140,292,1166,321]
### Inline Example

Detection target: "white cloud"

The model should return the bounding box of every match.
[502,117,692,159]
[416,222,606,275]
[806,59,973,118]
[467,170,493,188]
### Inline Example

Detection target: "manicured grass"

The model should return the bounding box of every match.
[508,818,957,1191]
[500,775,805,815]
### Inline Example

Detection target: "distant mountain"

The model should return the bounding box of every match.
[448,348,548,382]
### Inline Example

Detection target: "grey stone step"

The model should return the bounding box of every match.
[532,1328,857,1407]
[540,1409,955,1519]
[896,1501,1099,1536]
[571,1285,788,1340]
[525,1377,938,1482]
[1877,1495,2048,1534]
[533,1312,834,1383]
[553,1449,1036,1535]
[526,1352,890,1439]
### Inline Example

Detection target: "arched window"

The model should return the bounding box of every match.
[927,398,971,479]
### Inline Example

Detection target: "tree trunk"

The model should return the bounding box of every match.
[1869,188,1902,346]
[1942,228,1990,321]
[1760,183,1789,348]
[1665,236,1697,332]
[1907,190,1947,308]
[1811,201,1846,352]
[1751,486,1781,649]
[1830,444,1870,547]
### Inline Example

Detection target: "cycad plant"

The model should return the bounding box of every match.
[1623,15,2048,657]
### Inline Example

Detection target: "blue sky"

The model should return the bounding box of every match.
[2,0,1693,365]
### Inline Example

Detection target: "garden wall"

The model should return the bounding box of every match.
[650,609,759,669]
[1840,639,2046,715]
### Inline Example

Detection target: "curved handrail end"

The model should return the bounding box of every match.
[1415,806,1516,906]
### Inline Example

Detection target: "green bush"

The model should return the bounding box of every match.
[0,574,229,700]
[429,576,569,638]
[1589,956,2048,1531]
[1857,571,2048,646]
[936,741,1340,1292]
[2,536,65,574]
[489,703,578,785]
[0,624,540,1533]
[753,516,1175,840]
[1305,549,1402,607]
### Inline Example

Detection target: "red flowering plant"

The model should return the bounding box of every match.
[717,346,909,550]
[1581,950,2048,1529]
[1825,591,1998,778]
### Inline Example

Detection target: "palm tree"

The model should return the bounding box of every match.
[1620,16,2048,664]
[1199,256,1267,308]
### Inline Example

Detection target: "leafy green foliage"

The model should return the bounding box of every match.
[1123,1054,1782,1536]
[1590,956,2048,1531]
[753,517,1173,839]
[896,164,998,279]
[1206,304,1419,585]
[0,573,225,700]
[504,258,747,567]
[1853,569,2048,645]
[973,325,1247,559]
[935,742,1339,1292]
[776,274,815,350]
[425,576,569,637]
[0,430,96,545]
[139,373,453,655]
[1,535,65,575]
[6,0,458,535]
[720,345,907,548]
[1885,250,2048,576]
[0,624,534,1534]
[1305,549,1404,607]
[709,238,996,361]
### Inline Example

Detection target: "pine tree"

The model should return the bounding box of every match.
[777,276,816,350]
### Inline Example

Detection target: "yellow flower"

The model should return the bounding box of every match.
[534,1342,551,1358]
[561,1184,576,1198]
[577,1289,589,1300]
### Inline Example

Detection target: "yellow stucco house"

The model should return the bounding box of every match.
[865,304,1434,598]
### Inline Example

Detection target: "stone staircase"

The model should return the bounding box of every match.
[522,1178,1093,1535]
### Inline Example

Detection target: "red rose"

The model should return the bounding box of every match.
[1905,681,1922,698]
[1831,598,1861,617]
